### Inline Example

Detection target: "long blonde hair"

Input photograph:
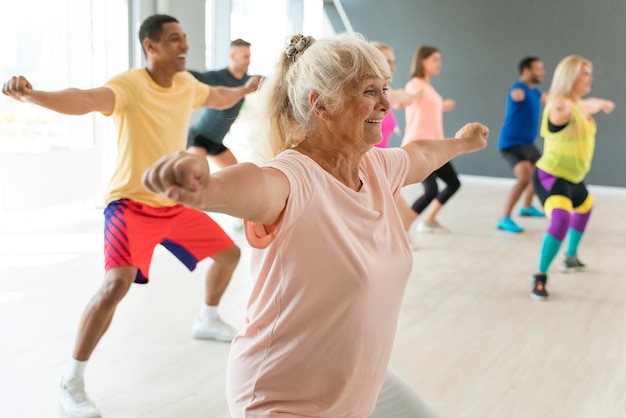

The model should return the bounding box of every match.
[549,55,593,98]
[254,32,391,156]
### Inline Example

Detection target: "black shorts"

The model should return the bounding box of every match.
[532,169,589,208]
[500,145,541,168]
[188,132,228,156]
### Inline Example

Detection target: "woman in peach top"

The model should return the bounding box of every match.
[143,33,488,418]
[399,46,459,235]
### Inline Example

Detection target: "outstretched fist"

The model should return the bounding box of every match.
[142,151,212,209]
[245,75,263,93]
[455,122,489,152]
[602,100,615,114]
[2,76,33,101]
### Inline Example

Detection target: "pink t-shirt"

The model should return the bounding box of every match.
[228,148,413,418]
[402,77,444,145]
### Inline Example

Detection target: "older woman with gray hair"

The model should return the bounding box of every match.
[143,32,488,418]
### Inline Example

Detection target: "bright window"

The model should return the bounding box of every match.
[230,0,291,76]
[229,0,324,76]
[0,0,128,153]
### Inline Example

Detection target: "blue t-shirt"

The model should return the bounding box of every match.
[498,81,542,150]
[187,68,250,145]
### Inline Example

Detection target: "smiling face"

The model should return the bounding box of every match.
[145,22,189,73]
[331,76,390,148]
[528,60,545,84]
[230,45,251,75]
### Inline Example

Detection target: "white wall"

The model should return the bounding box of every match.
[0,148,99,211]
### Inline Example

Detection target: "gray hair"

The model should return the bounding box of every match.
[256,32,391,156]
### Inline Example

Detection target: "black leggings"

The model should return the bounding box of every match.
[411,161,461,214]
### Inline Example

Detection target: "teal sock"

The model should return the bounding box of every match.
[538,233,562,274]
[565,229,584,257]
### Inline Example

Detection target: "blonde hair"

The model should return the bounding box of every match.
[254,32,391,156]
[549,55,593,98]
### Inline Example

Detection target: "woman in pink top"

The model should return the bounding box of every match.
[144,33,488,418]
[371,41,420,148]
[399,46,460,235]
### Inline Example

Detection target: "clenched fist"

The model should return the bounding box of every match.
[2,76,33,101]
[142,151,212,209]
[455,122,489,153]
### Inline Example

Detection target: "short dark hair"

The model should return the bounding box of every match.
[409,45,440,78]
[231,38,251,48]
[519,56,540,74]
[138,14,179,57]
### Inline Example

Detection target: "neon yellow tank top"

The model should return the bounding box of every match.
[537,98,596,183]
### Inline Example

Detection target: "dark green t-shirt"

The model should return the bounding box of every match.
[188,68,250,144]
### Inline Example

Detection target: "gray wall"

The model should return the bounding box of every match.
[339,0,626,188]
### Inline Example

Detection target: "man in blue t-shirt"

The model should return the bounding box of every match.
[188,38,261,168]
[497,56,547,233]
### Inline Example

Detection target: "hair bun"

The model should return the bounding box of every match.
[286,34,314,61]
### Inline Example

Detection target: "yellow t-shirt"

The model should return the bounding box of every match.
[103,69,210,207]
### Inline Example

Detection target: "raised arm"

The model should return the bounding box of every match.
[203,76,262,109]
[510,87,526,102]
[442,99,456,112]
[142,152,289,225]
[388,88,422,110]
[402,122,488,186]
[581,97,615,115]
[511,88,548,105]
[2,76,114,115]
[547,97,573,126]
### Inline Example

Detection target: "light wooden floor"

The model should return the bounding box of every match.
[1,176,625,418]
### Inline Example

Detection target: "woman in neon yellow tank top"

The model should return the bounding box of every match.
[530,55,614,301]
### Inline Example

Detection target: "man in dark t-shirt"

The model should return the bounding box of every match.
[188,38,261,168]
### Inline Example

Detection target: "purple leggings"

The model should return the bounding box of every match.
[533,169,592,240]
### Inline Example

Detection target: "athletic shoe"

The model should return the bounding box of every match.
[519,206,545,217]
[59,375,101,418]
[531,273,549,301]
[192,315,237,342]
[497,216,524,233]
[416,220,450,234]
[559,255,587,273]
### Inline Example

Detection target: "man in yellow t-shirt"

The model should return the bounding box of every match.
[2,14,259,418]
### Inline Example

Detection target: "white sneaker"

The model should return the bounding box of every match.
[59,375,101,418]
[192,316,238,342]
[417,220,450,234]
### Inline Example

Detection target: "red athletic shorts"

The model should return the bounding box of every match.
[104,199,234,283]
